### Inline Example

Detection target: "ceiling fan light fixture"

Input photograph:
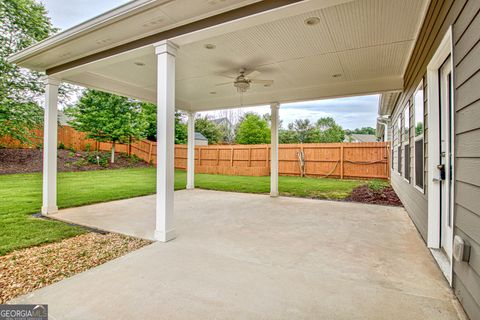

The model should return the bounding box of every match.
[234,80,250,93]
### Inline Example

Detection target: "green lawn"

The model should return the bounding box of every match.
[0,167,369,255]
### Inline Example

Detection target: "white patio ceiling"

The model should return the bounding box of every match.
[11,0,428,111]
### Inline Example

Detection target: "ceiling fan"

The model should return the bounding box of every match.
[215,68,274,93]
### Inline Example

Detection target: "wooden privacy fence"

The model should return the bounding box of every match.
[174,143,391,180]
[1,126,390,180]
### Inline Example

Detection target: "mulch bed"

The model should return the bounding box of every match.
[347,185,403,206]
[0,233,151,303]
[0,148,152,174]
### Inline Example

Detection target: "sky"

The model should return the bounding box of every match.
[39,0,379,130]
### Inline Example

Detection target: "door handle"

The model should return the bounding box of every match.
[437,164,446,180]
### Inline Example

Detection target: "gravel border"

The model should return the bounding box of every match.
[0,233,151,303]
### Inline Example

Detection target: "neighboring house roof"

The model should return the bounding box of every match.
[195,132,208,141]
[212,117,232,127]
[350,134,377,142]
[376,92,400,137]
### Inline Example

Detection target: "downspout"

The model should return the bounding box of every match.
[377,116,391,141]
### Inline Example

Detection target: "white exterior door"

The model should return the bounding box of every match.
[438,57,454,259]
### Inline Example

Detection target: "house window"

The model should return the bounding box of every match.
[391,120,395,169]
[414,81,424,190]
[405,143,411,182]
[404,103,410,182]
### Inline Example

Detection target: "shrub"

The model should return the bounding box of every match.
[85,143,91,152]
[127,154,142,164]
[368,179,389,192]
[86,152,109,167]
[58,142,66,149]
[74,158,87,167]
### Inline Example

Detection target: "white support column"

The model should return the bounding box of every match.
[186,111,196,189]
[154,40,178,242]
[270,103,280,197]
[41,76,61,215]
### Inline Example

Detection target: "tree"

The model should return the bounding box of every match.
[288,119,318,143]
[0,0,54,143]
[195,116,222,144]
[279,129,297,144]
[141,103,157,141]
[174,112,187,144]
[0,0,79,144]
[316,117,345,143]
[0,100,43,145]
[235,113,270,144]
[141,103,187,144]
[66,90,147,163]
[345,127,376,135]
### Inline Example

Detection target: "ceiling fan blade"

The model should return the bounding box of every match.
[217,72,237,79]
[215,81,233,87]
[252,79,274,85]
[245,70,261,79]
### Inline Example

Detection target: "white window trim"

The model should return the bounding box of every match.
[397,116,403,175]
[396,144,402,176]
[426,26,455,286]
[413,82,425,193]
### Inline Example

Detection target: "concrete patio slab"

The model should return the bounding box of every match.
[13,190,463,319]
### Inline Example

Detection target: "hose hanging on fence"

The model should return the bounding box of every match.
[296,150,306,177]
[316,161,340,179]
[296,150,340,179]
[345,159,386,165]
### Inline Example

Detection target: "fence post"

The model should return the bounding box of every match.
[340,145,344,179]
[148,141,153,163]
[128,137,132,156]
[300,145,305,176]
[230,147,234,167]
[265,145,269,168]
[199,148,202,166]
[216,148,220,166]
[248,147,252,167]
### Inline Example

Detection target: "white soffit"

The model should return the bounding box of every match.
[9,0,262,71]
[56,0,429,111]
[378,91,401,116]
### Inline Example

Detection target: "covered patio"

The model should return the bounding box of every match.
[13,189,461,319]
[9,0,429,242]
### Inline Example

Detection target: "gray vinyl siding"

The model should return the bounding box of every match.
[453,0,480,318]
[389,0,480,318]
[390,91,428,240]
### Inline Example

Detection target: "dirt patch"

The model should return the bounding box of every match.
[0,233,151,303]
[347,185,403,206]
[0,148,152,174]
